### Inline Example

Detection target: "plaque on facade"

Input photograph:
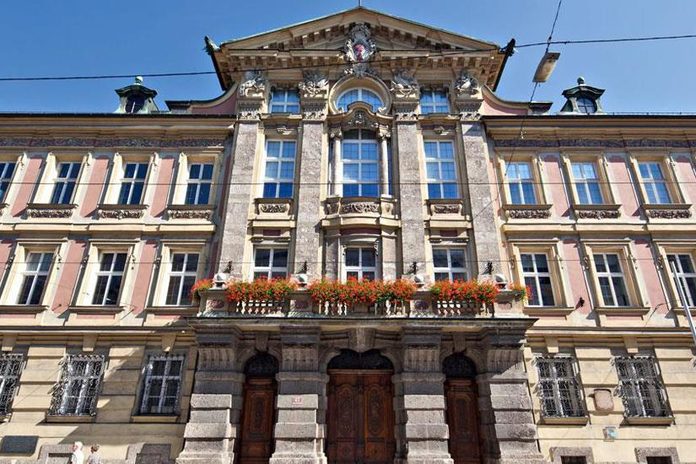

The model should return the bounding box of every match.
[0,436,39,454]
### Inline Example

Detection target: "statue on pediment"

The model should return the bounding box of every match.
[390,69,419,99]
[238,70,267,98]
[344,23,376,63]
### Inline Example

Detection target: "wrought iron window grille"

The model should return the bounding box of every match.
[535,356,586,418]
[0,354,24,416]
[614,356,670,418]
[49,354,105,416]
[139,354,184,415]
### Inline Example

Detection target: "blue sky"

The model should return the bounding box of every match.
[1,0,694,113]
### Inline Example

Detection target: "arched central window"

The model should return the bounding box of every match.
[342,129,379,197]
[337,88,383,112]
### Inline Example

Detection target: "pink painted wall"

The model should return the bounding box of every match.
[81,156,109,216]
[541,154,570,218]
[606,155,641,218]
[190,92,237,115]
[53,240,87,313]
[11,157,42,216]
[633,239,668,314]
[130,240,157,313]
[151,157,174,217]
[0,240,14,283]
[481,96,529,116]
[673,154,696,204]
[562,240,591,314]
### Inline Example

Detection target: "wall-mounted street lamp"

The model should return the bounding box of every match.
[533,51,561,83]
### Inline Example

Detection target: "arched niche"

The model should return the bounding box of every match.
[329,75,392,115]
[244,351,280,378]
[442,352,478,379]
[327,349,395,370]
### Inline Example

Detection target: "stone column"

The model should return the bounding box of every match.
[477,334,544,464]
[330,129,342,197]
[378,127,391,197]
[217,74,266,278]
[397,330,453,464]
[392,108,427,278]
[270,329,327,464]
[177,334,243,464]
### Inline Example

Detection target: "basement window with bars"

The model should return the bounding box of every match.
[535,356,585,418]
[140,354,184,415]
[49,354,105,416]
[0,354,24,416]
[615,356,669,418]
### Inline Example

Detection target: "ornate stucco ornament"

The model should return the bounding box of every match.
[344,23,376,63]
[238,70,267,98]
[390,69,419,99]
[453,70,481,97]
[298,70,329,98]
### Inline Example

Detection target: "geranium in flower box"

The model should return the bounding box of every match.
[190,278,213,302]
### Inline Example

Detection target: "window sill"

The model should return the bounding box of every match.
[595,306,651,316]
[623,415,674,426]
[572,203,621,219]
[146,306,197,315]
[523,306,575,317]
[96,203,148,219]
[25,203,77,219]
[69,305,124,315]
[643,203,692,219]
[502,203,552,220]
[426,199,465,217]
[131,414,179,423]
[539,416,589,426]
[166,204,215,220]
[45,414,96,423]
[0,304,48,314]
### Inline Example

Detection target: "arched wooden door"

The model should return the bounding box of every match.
[326,350,396,464]
[236,352,279,464]
[443,353,482,464]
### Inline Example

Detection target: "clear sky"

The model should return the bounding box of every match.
[1,0,694,114]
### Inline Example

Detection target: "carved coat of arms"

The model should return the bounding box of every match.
[344,23,376,63]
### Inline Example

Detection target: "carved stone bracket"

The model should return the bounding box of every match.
[503,204,552,219]
[25,203,76,219]
[96,204,147,219]
[573,204,621,219]
[237,100,264,121]
[644,203,692,219]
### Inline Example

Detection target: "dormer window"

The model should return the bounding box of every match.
[270,89,300,113]
[125,95,146,114]
[337,88,383,112]
[114,76,158,114]
[576,97,596,114]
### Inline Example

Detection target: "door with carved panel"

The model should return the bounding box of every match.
[443,353,482,464]
[326,370,395,464]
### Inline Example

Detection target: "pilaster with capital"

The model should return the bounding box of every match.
[177,333,243,464]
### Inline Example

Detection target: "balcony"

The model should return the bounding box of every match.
[322,196,398,228]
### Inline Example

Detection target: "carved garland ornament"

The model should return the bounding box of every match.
[576,209,621,219]
[26,207,74,218]
[432,204,460,214]
[168,208,213,220]
[646,208,692,219]
[340,202,380,214]
[259,203,289,214]
[96,208,145,219]
[507,208,551,219]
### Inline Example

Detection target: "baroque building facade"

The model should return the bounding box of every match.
[0,6,694,464]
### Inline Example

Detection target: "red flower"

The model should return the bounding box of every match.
[431,279,499,305]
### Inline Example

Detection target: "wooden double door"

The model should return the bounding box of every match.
[326,370,396,464]
[236,377,277,464]
[445,379,482,464]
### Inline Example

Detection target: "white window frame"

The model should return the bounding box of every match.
[571,161,604,205]
[336,88,384,112]
[50,161,81,205]
[269,88,300,113]
[615,356,669,418]
[432,248,468,281]
[118,162,148,205]
[506,161,538,205]
[424,140,458,199]
[520,252,556,307]
[253,247,289,280]
[593,253,630,307]
[344,246,377,281]
[139,354,184,415]
[0,161,16,202]
[91,251,128,306]
[0,242,63,307]
[535,356,585,418]
[50,354,105,416]
[165,252,199,306]
[638,161,672,204]
[184,162,214,205]
[341,130,380,198]
[262,140,296,199]
[0,354,23,416]
[17,252,53,305]
[667,253,696,307]
[420,89,449,114]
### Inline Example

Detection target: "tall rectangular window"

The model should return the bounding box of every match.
[425,141,458,199]
[433,248,467,281]
[0,354,23,416]
[593,253,630,307]
[92,252,127,306]
[185,163,213,205]
[140,354,184,415]
[507,162,537,205]
[521,253,555,306]
[263,141,296,199]
[345,247,376,281]
[615,356,669,418]
[165,253,198,306]
[667,254,696,307]
[253,248,288,279]
[0,162,15,201]
[536,356,585,418]
[571,162,603,205]
[18,252,53,305]
[420,90,449,114]
[639,162,671,204]
[270,89,300,113]
[342,130,379,197]
[50,162,80,204]
[49,354,104,416]
[118,163,148,205]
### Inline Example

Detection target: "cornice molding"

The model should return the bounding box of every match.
[0,137,226,149]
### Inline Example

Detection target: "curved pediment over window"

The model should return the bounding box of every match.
[327,101,392,132]
[329,75,391,115]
